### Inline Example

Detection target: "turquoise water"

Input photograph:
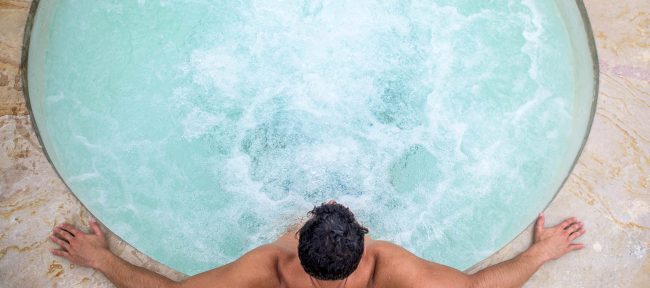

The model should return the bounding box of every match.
[29,0,585,275]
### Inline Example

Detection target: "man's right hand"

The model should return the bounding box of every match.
[49,218,111,270]
[528,213,586,263]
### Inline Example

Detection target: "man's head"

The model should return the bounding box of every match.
[298,202,369,280]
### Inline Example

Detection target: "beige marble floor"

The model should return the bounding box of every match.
[1,0,648,287]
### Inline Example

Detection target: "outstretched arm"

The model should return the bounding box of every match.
[50,218,179,288]
[49,218,280,288]
[468,213,586,288]
[373,214,586,288]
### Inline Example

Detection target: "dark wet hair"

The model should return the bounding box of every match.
[298,202,369,280]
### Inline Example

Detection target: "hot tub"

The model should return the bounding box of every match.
[24,0,597,275]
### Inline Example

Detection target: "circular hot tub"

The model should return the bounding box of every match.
[24,0,597,275]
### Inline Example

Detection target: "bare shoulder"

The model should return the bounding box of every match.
[179,244,282,288]
[368,240,471,288]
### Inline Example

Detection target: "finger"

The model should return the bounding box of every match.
[50,248,70,258]
[49,235,70,250]
[53,227,74,242]
[565,222,583,234]
[90,218,104,236]
[569,243,585,251]
[559,217,578,229]
[535,213,545,232]
[60,223,83,237]
[569,228,586,241]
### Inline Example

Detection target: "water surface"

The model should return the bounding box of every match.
[29,0,586,274]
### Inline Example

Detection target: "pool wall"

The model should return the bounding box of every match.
[548,0,598,198]
[535,0,598,212]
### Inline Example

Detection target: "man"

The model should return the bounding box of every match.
[50,202,586,288]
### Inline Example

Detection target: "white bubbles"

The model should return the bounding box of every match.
[40,0,579,274]
[220,152,264,199]
[511,88,552,123]
[184,0,556,262]
[181,108,225,140]
[68,172,101,184]
[190,47,245,96]
[521,0,544,81]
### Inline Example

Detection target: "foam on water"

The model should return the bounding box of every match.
[31,0,580,274]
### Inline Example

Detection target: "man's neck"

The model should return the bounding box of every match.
[309,276,348,288]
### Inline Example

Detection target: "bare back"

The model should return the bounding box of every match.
[188,229,469,288]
